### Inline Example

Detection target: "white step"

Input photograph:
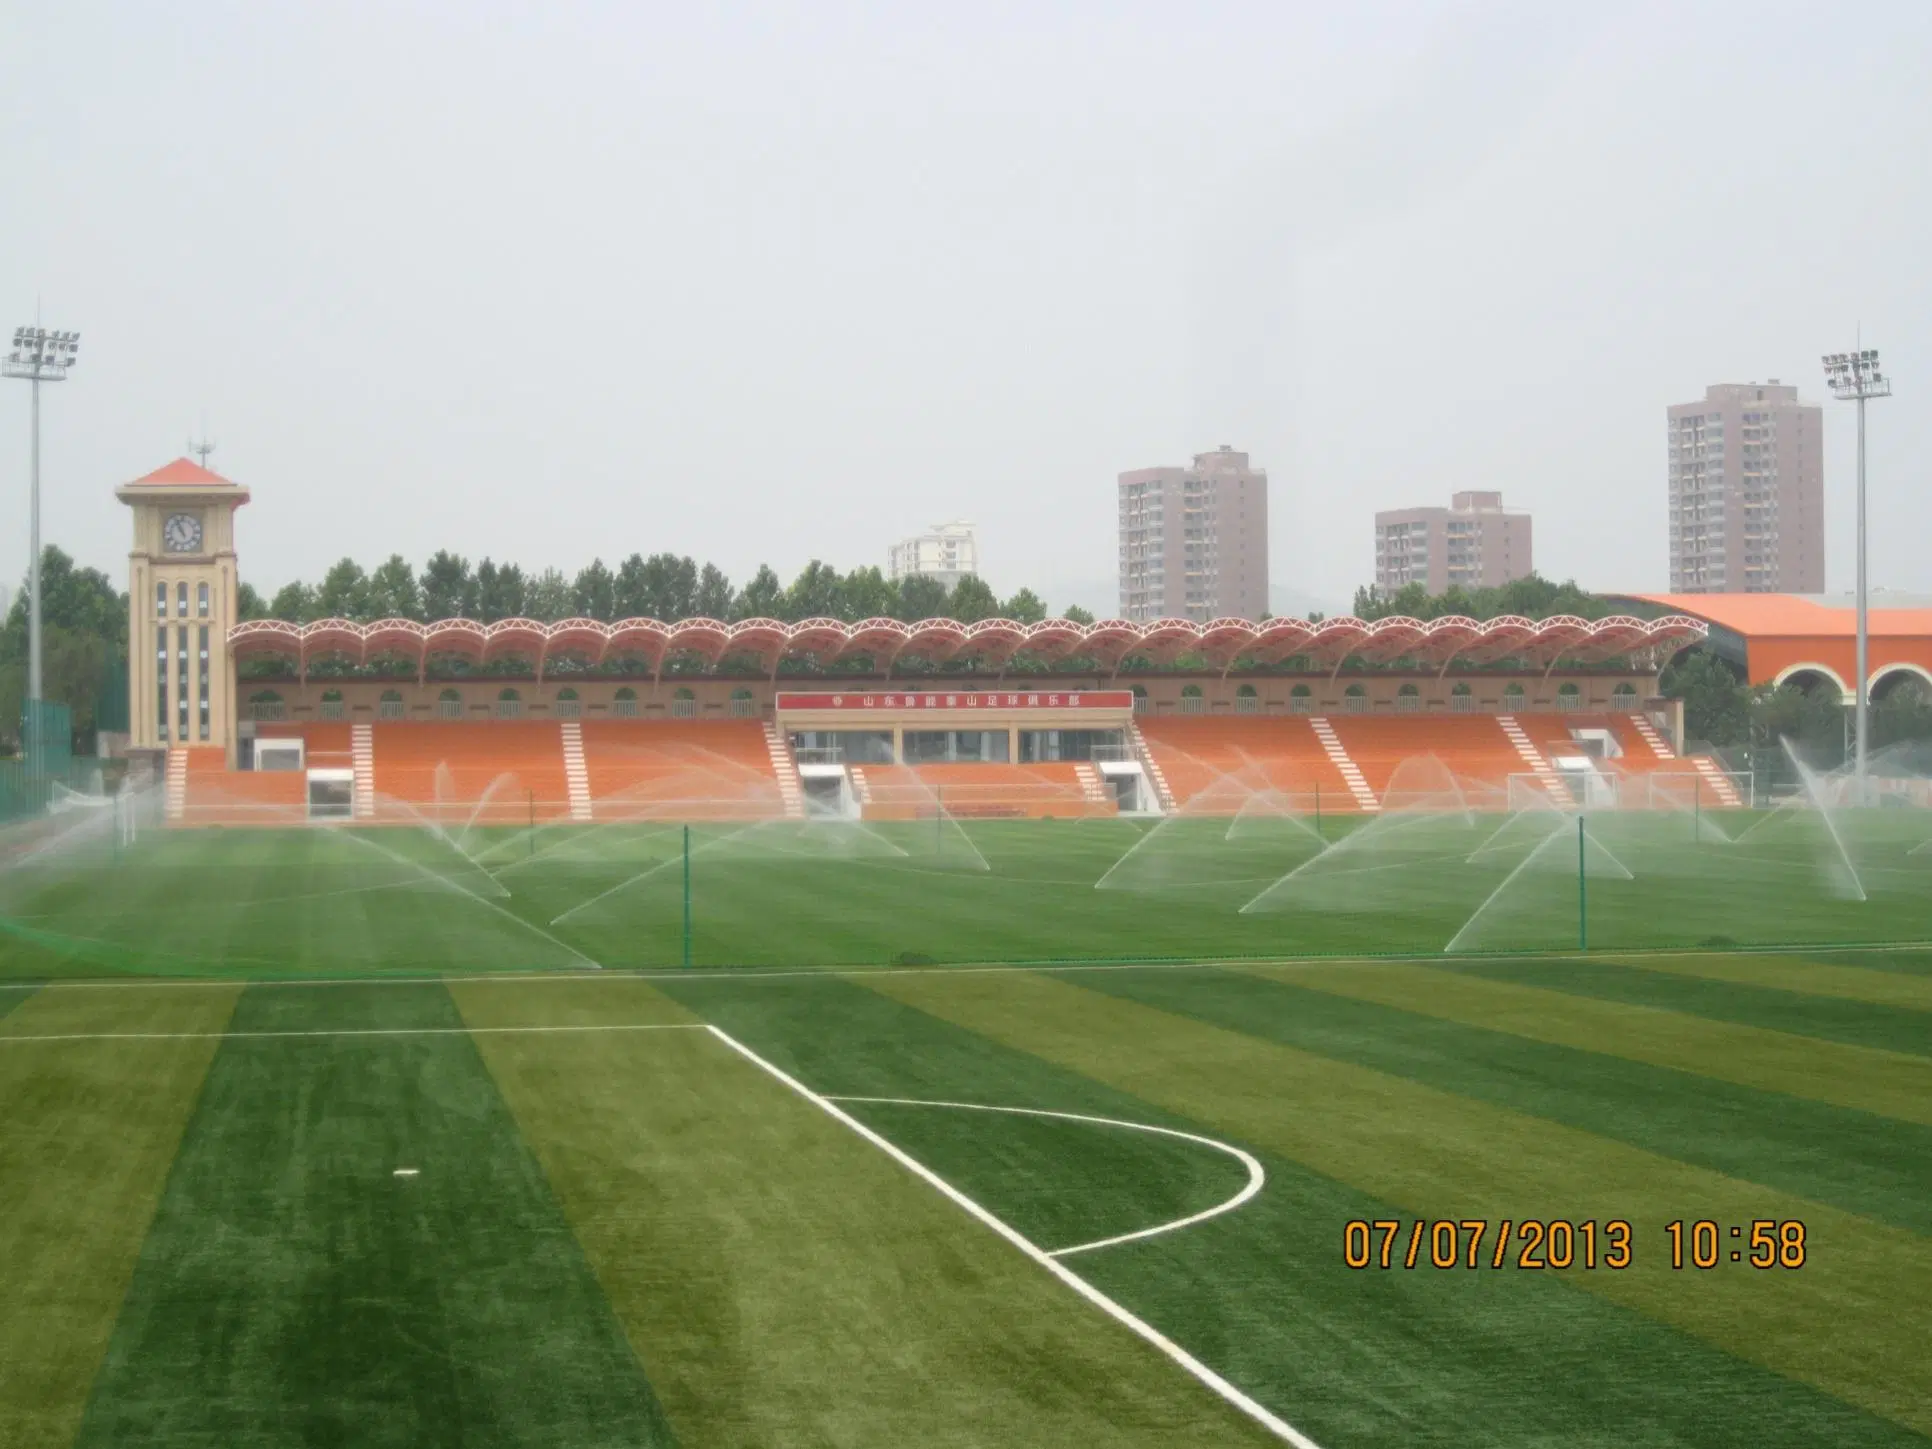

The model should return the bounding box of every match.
[165,749,188,822]
[1073,762,1110,805]
[1497,716,1572,804]
[351,723,376,819]
[1308,717,1382,812]
[762,721,807,819]
[1126,720,1176,814]
[559,722,593,822]
[1628,713,1676,760]
[849,766,873,805]
[1690,755,1743,807]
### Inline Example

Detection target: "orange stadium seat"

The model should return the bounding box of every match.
[1135,717,1353,811]
[369,722,573,826]
[1323,714,1531,799]
[577,720,785,821]
[853,762,1113,820]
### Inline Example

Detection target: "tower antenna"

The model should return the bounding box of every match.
[188,419,216,471]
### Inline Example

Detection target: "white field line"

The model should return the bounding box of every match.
[0,1022,707,1045]
[706,1025,1319,1448]
[825,1095,1265,1258]
[8,937,1932,994]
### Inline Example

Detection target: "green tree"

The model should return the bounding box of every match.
[236,581,269,621]
[1661,647,1750,748]
[367,554,422,620]
[474,558,528,622]
[420,552,475,619]
[694,563,734,620]
[896,574,949,621]
[733,565,785,621]
[947,574,999,623]
[613,554,650,618]
[268,581,318,623]
[1001,587,1048,623]
[572,559,616,621]
[1062,604,1096,626]
[315,558,371,620]
[785,561,844,621]
[840,566,898,621]
[525,567,573,621]
[640,553,698,620]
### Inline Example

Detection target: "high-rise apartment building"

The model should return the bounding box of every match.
[1667,381,1823,593]
[887,521,978,591]
[1374,491,1532,596]
[1117,445,1268,622]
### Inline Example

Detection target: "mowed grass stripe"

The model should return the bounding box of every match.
[1601,952,1932,1011]
[73,983,676,1449]
[665,973,1922,1449]
[1447,956,1932,1058]
[863,970,1932,1437]
[0,985,239,1449]
[449,979,1280,1447]
[1253,961,1932,1125]
[1077,966,1932,1236]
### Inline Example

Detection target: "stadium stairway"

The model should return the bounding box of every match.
[1125,719,1177,813]
[1307,718,1380,811]
[351,723,375,819]
[559,722,593,821]
[762,722,807,819]
[1496,715,1571,804]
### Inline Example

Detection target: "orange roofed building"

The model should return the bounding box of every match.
[1621,593,1932,702]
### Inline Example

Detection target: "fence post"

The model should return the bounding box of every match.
[528,789,535,858]
[1693,775,1701,843]
[681,823,693,968]
[936,785,943,857]
[1578,814,1587,952]
[1315,783,1322,841]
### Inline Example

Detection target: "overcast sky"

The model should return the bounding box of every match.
[3,0,1928,618]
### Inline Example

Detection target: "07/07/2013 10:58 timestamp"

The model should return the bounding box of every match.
[1342,1219,1809,1272]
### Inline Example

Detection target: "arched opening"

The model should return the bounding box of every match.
[1396,681,1421,714]
[1179,682,1205,715]
[1450,680,1474,713]
[729,686,756,718]
[1235,682,1259,715]
[1502,683,1526,714]
[438,687,463,720]
[379,687,405,720]
[1343,682,1368,715]
[1130,683,1149,715]
[1557,681,1581,711]
[1770,662,1850,704]
[319,687,346,721]
[496,687,523,719]
[1290,682,1314,715]
[1869,664,1932,704]
[672,685,699,718]
[613,685,639,719]
[554,685,581,720]
[248,689,286,722]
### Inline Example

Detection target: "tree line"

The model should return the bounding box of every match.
[242,552,1083,630]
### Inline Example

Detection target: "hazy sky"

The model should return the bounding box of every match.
[4,1,1928,618]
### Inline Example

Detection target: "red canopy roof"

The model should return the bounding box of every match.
[227,612,1707,676]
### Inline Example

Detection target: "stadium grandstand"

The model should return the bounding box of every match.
[120,456,1736,825]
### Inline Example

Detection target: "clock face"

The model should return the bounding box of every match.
[163,513,203,554]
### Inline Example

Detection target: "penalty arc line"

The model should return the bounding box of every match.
[823,1095,1265,1258]
[704,1024,1321,1449]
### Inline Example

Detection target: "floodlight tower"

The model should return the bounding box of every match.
[3,326,82,703]
[1821,347,1891,799]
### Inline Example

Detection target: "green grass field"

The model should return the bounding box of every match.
[0,812,1929,1445]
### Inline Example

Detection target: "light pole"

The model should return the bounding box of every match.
[1822,348,1891,799]
[4,326,82,704]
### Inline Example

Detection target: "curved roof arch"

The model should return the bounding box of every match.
[224,612,1707,679]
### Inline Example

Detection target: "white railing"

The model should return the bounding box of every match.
[728,696,757,718]
[1290,695,1315,714]
[612,698,639,718]
[248,701,287,721]
[319,700,346,720]
[555,699,582,719]
[378,699,405,719]
[671,698,699,718]
[1450,694,1476,713]
[495,700,523,719]
[1234,694,1261,714]
[1343,695,1369,714]
[1395,694,1422,713]
[1177,695,1207,714]
[437,699,463,719]
[1556,693,1584,711]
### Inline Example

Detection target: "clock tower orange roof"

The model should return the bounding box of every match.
[125,456,238,487]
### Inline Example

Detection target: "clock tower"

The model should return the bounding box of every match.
[117,458,251,761]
